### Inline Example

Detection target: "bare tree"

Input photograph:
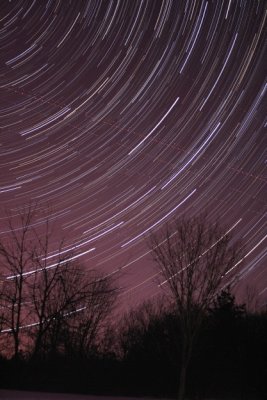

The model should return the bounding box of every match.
[149,214,243,400]
[29,257,117,358]
[0,203,118,360]
[63,271,117,359]
[118,297,168,361]
[0,204,36,359]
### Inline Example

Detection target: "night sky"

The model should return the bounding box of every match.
[0,0,266,311]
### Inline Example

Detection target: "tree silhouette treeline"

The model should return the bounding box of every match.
[1,292,266,399]
[0,206,266,399]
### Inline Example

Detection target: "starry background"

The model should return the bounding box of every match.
[0,0,266,312]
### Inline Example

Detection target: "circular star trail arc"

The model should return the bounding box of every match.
[0,0,266,310]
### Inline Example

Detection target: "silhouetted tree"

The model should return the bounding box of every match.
[60,270,117,359]
[210,285,245,321]
[0,203,118,361]
[149,214,243,400]
[118,299,177,396]
[0,204,36,359]
[119,300,163,360]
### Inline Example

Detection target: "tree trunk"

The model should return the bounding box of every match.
[178,362,187,400]
[14,332,19,360]
[32,330,43,358]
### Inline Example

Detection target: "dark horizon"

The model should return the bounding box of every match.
[0,0,266,312]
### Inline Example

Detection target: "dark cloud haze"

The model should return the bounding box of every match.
[0,0,266,310]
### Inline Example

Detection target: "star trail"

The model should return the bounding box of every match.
[0,0,266,311]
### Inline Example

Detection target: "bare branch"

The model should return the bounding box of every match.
[149,214,243,400]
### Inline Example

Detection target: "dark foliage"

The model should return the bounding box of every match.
[1,290,266,399]
[120,293,267,399]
